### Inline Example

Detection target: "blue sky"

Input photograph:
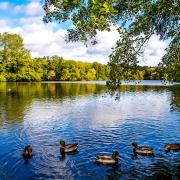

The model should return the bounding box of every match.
[0,0,167,65]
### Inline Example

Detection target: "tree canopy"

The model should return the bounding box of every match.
[43,0,180,84]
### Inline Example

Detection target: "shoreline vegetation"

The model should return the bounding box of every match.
[0,33,179,82]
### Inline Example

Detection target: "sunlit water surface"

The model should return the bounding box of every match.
[0,81,179,180]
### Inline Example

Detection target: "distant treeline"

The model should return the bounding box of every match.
[0,32,171,82]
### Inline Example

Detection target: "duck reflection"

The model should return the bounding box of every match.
[106,164,121,180]
[23,156,29,164]
[129,158,176,179]
[151,159,172,179]
[59,151,78,162]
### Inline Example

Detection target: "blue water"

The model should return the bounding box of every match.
[0,81,179,179]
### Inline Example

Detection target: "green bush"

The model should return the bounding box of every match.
[0,74,6,81]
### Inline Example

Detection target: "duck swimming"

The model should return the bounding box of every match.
[22,145,32,158]
[7,89,16,96]
[59,140,78,153]
[96,151,119,165]
[132,142,154,156]
[165,143,180,152]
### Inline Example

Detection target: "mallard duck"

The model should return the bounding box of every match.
[59,140,78,153]
[96,151,119,165]
[132,142,153,156]
[22,145,32,158]
[165,143,180,152]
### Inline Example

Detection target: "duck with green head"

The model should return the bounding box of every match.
[96,151,119,165]
[59,140,78,153]
[132,142,153,156]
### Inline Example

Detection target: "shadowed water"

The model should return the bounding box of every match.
[0,81,179,180]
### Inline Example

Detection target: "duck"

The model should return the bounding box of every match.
[96,151,119,165]
[7,89,16,96]
[132,142,154,156]
[165,143,180,152]
[59,140,78,153]
[22,145,32,158]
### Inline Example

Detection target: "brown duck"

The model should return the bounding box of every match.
[132,142,154,156]
[165,144,180,151]
[22,145,32,158]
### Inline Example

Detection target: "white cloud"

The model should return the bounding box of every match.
[0,22,23,34]
[139,35,167,66]
[14,1,43,16]
[0,1,10,10]
[20,16,42,24]
[0,19,7,26]
[25,1,43,16]
[13,4,24,14]
[87,26,119,57]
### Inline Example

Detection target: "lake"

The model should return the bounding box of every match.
[0,81,179,180]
